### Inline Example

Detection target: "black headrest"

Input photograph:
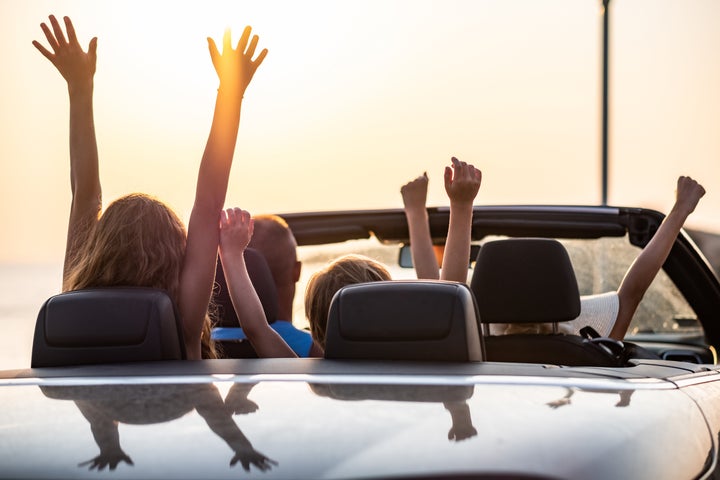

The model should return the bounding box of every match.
[214,248,279,327]
[470,238,580,324]
[31,287,186,367]
[324,280,484,362]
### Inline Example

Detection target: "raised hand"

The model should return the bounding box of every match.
[444,157,482,207]
[181,27,266,359]
[447,423,478,442]
[440,157,481,282]
[208,26,267,95]
[225,383,260,415]
[230,447,278,472]
[610,174,706,341]
[674,175,705,216]
[33,15,97,93]
[78,451,134,471]
[401,172,439,280]
[219,208,254,255]
[401,172,429,212]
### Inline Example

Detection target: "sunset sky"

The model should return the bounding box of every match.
[1,0,718,263]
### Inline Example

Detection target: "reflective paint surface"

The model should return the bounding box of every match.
[0,373,715,479]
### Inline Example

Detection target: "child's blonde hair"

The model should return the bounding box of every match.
[304,254,391,348]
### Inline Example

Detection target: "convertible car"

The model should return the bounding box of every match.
[2,205,720,480]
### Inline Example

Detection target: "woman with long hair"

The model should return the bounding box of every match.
[33,15,267,359]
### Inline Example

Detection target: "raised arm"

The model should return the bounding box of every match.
[219,208,297,358]
[193,385,278,472]
[401,172,440,280]
[441,158,482,282]
[33,15,100,287]
[609,176,706,340]
[179,28,267,359]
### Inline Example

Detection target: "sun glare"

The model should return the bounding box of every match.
[1,0,719,263]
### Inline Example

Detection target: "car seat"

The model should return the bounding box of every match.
[324,280,485,362]
[212,248,280,358]
[31,287,185,367]
[470,238,624,366]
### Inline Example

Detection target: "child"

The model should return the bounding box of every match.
[305,158,482,352]
[218,208,298,358]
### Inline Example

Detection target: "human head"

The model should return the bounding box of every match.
[248,214,301,319]
[63,193,217,358]
[304,254,391,348]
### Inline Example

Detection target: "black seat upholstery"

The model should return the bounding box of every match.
[324,280,484,362]
[470,238,620,366]
[213,248,279,358]
[32,287,185,368]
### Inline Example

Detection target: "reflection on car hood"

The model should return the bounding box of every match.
[0,365,716,480]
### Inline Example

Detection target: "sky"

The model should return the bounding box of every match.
[0,0,719,264]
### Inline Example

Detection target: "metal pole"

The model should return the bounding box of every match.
[601,0,610,205]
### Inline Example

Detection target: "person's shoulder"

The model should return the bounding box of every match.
[580,291,619,310]
[270,321,313,357]
[574,291,619,337]
[271,320,311,337]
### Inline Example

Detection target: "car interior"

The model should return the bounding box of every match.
[26,206,720,370]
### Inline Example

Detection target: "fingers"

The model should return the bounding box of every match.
[253,48,268,68]
[88,37,98,64]
[39,22,59,53]
[449,157,482,184]
[221,208,253,228]
[35,15,93,64]
[64,16,79,46]
[32,40,55,62]
[49,15,68,47]
[677,175,706,198]
[237,26,252,53]
[207,37,220,68]
[443,165,453,189]
[246,35,259,58]
[222,28,232,54]
[401,172,429,191]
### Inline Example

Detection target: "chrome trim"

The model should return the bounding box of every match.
[0,372,680,391]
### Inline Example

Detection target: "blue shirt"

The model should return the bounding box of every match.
[212,320,314,357]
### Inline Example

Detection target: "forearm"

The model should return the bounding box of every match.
[441,203,473,282]
[179,90,244,357]
[76,401,121,453]
[194,88,243,214]
[611,206,689,339]
[195,387,254,450]
[64,86,101,283]
[68,87,100,202]
[405,208,439,280]
[221,251,297,358]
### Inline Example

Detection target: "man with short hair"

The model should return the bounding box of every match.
[247,215,316,357]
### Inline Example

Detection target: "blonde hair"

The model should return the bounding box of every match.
[63,193,218,359]
[304,254,391,348]
[501,322,574,335]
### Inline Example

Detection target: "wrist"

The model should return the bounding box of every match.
[217,83,245,100]
[404,207,428,219]
[67,80,94,97]
[449,200,474,211]
[668,203,693,221]
[219,246,246,264]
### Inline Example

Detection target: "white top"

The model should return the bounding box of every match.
[567,291,619,337]
[494,291,619,336]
